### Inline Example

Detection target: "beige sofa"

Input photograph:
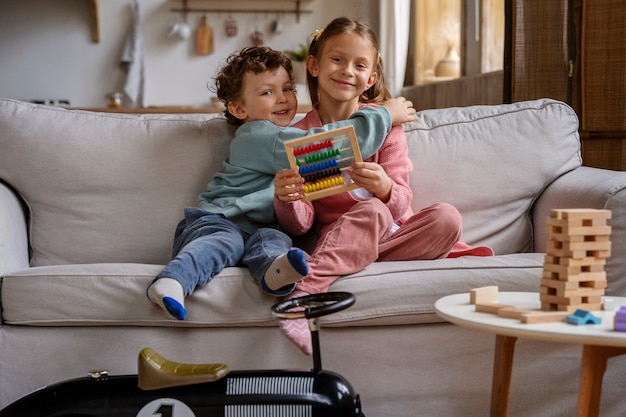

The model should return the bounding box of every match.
[1,97,625,416]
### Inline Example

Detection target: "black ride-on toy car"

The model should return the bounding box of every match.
[0,292,365,417]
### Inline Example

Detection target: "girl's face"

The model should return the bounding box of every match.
[307,32,378,103]
[227,67,297,127]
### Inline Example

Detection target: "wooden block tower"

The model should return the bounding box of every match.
[540,209,612,313]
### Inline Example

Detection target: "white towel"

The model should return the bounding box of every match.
[120,0,146,108]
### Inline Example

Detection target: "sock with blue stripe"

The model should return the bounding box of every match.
[264,248,309,291]
[147,277,187,320]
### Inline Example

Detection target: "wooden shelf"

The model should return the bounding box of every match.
[170,0,314,22]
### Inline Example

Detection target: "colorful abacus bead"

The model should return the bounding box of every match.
[293,139,333,157]
[303,174,344,195]
[299,159,338,176]
[302,148,340,164]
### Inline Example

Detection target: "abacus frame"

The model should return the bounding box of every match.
[284,125,362,201]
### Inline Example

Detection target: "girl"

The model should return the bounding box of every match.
[274,17,493,354]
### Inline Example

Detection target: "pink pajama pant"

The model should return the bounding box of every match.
[295,199,463,294]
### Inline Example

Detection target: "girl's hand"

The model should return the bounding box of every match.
[382,96,416,126]
[348,161,392,202]
[274,168,305,202]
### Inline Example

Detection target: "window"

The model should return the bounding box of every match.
[406,0,504,85]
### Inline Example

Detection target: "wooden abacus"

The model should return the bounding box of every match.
[283,125,362,201]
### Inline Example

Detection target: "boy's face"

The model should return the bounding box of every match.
[227,67,298,127]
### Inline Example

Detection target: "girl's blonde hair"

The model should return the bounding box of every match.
[306,17,391,105]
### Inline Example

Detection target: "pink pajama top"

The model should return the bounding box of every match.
[275,103,414,237]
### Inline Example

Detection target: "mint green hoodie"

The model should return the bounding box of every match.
[198,105,391,233]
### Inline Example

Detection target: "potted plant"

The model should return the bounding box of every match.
[285,39,310,84]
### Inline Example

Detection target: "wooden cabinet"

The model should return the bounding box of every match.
[504,0,626,170]
[504,0,570,103]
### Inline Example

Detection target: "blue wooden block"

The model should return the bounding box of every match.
[566,309,601,325]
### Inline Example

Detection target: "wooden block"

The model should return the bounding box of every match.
[475,302,514,314]
[559,271,606,282]
[541,269,607,283]
[541,281,607,299]
[551,256,605,267]
[544,254,558,264]
[546,239,611,256]
[469,286,499,304]
[585,263,607,273]
[545,246,611,260]
[582,296,603,304]
[521,311,569,324]
[559,240,611,252]
[549,225,611,239]
[550,208,612,221]
[540,278,579,292]
[543,302,603,313]
[574,303,603,312]
[497,307,534,319]
[578,279,608,289]
[562,288,605,298]
[540,294,583,306]
[542,303,576,313]
[543,262,589,276]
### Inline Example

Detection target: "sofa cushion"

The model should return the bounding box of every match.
[0,99,580,268]
[0,99,235,266]
[404,99,581,254]
[1,254,544,327]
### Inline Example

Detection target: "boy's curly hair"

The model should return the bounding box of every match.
[213,46,294,126]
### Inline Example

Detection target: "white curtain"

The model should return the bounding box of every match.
[379,0,411,97]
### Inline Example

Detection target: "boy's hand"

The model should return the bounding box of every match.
[348,161,392,202]
[274,168,305,202]
[383,96,416,126]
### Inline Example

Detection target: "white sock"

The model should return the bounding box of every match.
[264,249,308,291]
[147,277,187,320]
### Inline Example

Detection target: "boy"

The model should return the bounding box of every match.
[147,46,415,320]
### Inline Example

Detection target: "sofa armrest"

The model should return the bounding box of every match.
[0,182,29,276]
[533,166,626,295]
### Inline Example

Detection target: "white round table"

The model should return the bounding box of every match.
[435,292,626,417]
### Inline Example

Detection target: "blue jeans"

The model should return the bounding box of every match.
[154,207,295,297]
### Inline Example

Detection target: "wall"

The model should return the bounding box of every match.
[402,71,503,111]
[0,0,375,108]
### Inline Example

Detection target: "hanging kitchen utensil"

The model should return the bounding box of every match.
[195,15,214,55]
[250,29,264,46]
[250,15,264,46]
[224,14,237,37]
[168,17,191,41]
[271,13,283,34]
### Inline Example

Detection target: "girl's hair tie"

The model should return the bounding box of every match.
[310,29,323,41]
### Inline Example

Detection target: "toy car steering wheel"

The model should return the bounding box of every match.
[271,291,355,320]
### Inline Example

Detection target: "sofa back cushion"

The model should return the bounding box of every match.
[0,98,581,267]
[0,99,234,266]
[403,99,581,254]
